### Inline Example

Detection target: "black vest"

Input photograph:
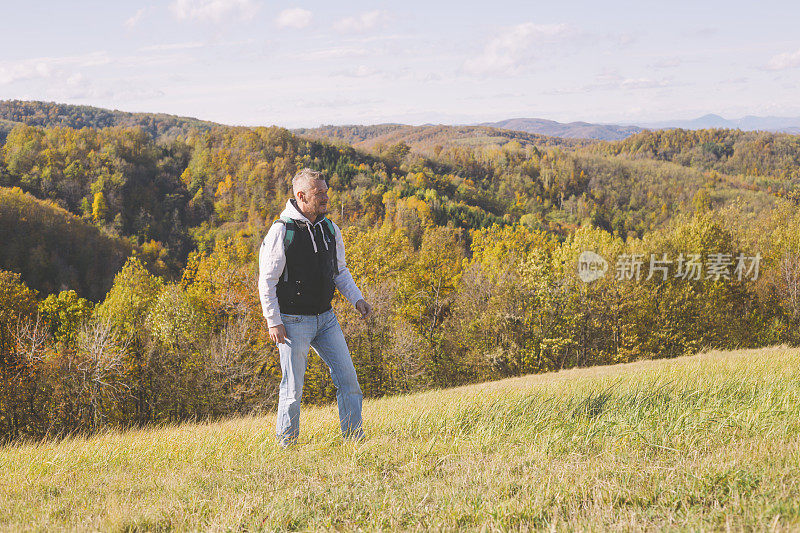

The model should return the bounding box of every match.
[275,215,339,315]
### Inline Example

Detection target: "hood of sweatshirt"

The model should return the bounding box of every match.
[280,198,326,225]
[279,199,330,253]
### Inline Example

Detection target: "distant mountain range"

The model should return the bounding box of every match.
[636,114,800,134]
[3,100,800,144]
[479,115,800,141]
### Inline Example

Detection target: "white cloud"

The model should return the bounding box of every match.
[766,49,800,71]
[545,70,673,95]
[617,33,636,46]
[597,70,671,90]
[0,54,163,106]
[619,77,669,89]
[171,0,259,23]
[0,53,110,85]
[56,81,166,102]
[335,65,379,78]
[125,8,146,29]
[138,42,206,52]
[651,57,682,69]
[0,62,52,85]
[66,73,84,86]
[722,76,749,85]
[462,23,573,76]
[334,10,390,33]
[276,8,312,29]
[302,46,369,60]
[294,97,382,109]
[684,27,717,39]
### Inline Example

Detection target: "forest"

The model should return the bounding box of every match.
[1,100,799,441]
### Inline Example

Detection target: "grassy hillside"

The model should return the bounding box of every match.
[1,346,798,531]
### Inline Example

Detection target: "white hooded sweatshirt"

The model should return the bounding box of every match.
[258,199,364,327]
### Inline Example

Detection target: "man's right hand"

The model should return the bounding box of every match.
[269,324,287,344]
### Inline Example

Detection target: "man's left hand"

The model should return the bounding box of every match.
[355,299,373,319]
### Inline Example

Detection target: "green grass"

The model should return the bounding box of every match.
[2,346,799,531]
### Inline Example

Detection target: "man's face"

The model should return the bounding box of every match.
[298,179,329,220]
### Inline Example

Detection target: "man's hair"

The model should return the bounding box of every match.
[292,168,325,197]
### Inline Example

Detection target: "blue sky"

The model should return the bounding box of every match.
[2,0,799,127]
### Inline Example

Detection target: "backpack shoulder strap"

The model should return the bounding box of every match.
[322,217,336,238]
[272,216,296,248]
[320,218,340,275]
[272,217,296,282]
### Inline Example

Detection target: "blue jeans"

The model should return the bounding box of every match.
[276,309,363,444]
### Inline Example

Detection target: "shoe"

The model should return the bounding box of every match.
[276,435,297,449]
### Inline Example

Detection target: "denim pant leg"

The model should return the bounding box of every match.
[276,314,314,443]
[311,310,364,439]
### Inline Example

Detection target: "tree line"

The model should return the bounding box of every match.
[2,203,799,441]
[2,110,800,441]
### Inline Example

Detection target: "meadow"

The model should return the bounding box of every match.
[1,346,798,531]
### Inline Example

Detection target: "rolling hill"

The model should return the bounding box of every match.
[294,123,590,154]
[479,117,643,140]
[0,100,219,142]
[0,186,131,301]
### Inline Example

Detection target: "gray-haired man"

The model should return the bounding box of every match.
[258,168,372,445]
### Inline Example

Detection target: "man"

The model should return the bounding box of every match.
[258,168,372,446]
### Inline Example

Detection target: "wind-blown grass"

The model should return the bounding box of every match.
[1,346,798,531]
